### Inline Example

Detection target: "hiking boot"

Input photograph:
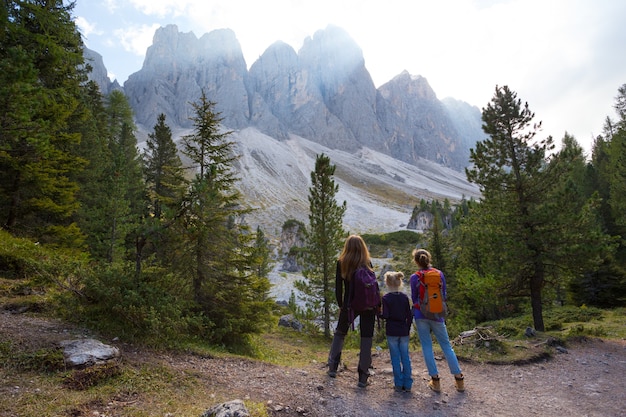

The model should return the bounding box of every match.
[455,374,465,392]
[357,369,370,388]
[394,386,403,392]
[327,369,337,378]
[428,376,441,393]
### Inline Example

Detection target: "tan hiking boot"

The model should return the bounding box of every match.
[428,376,441,393]
[455,374,465,392]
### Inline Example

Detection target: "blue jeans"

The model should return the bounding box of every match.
[387,335,413,389]
[415,319,462,376]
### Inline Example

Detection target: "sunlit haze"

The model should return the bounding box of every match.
[74,0,626,156]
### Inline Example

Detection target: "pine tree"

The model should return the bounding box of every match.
[144,113,186,220]
[102,90,146,264]
[72,81,114,258]
[136,113,187,269]
[0,0,87,246]
[607,85,626,233]
[548,135,612,302]
[544,134,619,307]
[177,90,272,345]
[589,132,614,234]
[466,86,556,331]
[296,153,346,337]
[571,84,626,308]
[251,226,272,279]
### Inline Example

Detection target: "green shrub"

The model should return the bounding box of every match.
[448,268,511,330]
[282,219,305,230]
[567,324,607,338]
[482,315,534,338]
[0,229,90,289]
[545,305,603,323]
[78,264,201,346]
[362,230,421,246]
[0,230,62,280]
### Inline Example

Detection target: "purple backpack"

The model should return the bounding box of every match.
[349,267,381,312]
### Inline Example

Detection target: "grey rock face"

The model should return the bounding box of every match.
[377,71,469,170]
[297,25,382,151]
[83,47,121,95]
[125,25,249,131]
[407,211,434,231]
[442,96,487,155]
[247,41,299,140]
[115,24,482,171]
[279,221,305,272]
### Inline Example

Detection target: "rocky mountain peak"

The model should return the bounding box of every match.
[143,24,200,70]
[96,24,484,172]
[381,71,438,101]
[297,25,381,150]
[299,25,365,79]
[197,28,245,64]
[84,25,485,240]
[376,70,469,167]
[82,47,121,94]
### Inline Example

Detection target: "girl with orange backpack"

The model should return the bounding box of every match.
[410,248,465,393]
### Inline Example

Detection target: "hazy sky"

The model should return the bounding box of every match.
[73,0,626,154]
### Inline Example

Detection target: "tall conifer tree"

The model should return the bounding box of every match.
[102,90,145,264]
[138,113,187,268]
[177,90,272,345]
[72,81,114,258]
[296,153,346,337]
[607,85,626,232]
[144,113,186,220]
[572,85,626,307]
[0,0,86,246]
[466,85,610,330]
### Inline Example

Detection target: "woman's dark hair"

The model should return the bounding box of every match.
[412,248,432,269]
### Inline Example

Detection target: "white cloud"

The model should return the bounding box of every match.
[114,24,162,56]
[128,0,193,17]
[103,0,120,13]
[74,16,102,44]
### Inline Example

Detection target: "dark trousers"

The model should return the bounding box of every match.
[328,308,376,380]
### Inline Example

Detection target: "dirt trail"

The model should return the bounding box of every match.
[1,311,625,417]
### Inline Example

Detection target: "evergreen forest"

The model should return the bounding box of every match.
[1,1,625,351]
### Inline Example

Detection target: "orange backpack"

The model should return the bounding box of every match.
[417,268,448,320]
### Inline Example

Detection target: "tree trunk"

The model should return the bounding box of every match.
[135,235,146,276]
[194,243,204,303]
[324,271,331,338]
[530,263,545,331]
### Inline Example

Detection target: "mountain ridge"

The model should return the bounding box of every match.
[84,25,483,239]
[202,127,478,240]
[87,24,486,170]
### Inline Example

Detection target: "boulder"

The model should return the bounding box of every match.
[278,314,303,331]
[60,338,120,368]
[200,399,249,417]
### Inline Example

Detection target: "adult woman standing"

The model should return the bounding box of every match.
[327,234,379,388]
[410,248,465,392]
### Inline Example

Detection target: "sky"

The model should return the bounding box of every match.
[73,0,626,155]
